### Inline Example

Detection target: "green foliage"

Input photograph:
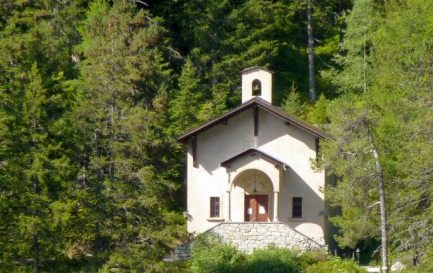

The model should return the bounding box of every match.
[171,57,202,133]
[190,234,246,273]
[306,93,329,125]
[189,234,329,273]
[320,0,433,268]
[155,0,351,114]
[246,246,307,273]
[74,0,186,271]
[321,0,381,94]
[0,1,86,271]
[305,257,367,273]
[6,0,433,271]
[282,84,307,119]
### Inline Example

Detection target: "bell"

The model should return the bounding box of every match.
[253,83,260,93]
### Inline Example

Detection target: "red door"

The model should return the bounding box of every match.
[245,195,268,222]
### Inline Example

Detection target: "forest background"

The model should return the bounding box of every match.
[0,0,432,272]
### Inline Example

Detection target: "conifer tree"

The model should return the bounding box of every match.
[171,57,202,133]
[0,1,86,271]
[321,0,379,94]
[76,0,185,270]
[321,0,433,271]
[281,84,306,119]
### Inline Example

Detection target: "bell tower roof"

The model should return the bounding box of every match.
[241,66,273,104]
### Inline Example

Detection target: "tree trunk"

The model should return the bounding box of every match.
[307,0,316,102]
[367,126,389,273]
[32,179,39,273]
[33,230,39,273]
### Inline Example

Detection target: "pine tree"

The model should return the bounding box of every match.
[76,0,185,270]
[321,0,433,271]
[368,0,433,266]
[321,0,380,94]
[171,57,202,133]
[281,83,306,119]
[0,1,86,271]
[307,93,329,125]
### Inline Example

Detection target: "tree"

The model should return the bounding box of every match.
[76,0,185,270]
[321,0,380,94]
[170,57,202,133]
[319,0,390,271]
[369,0,433,266]
[281,83,306,119]
[0,1,86,272]
[307,0,316,102]
[153,0,352,115]
[320,93,390,271]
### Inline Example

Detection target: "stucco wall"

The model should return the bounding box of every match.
[186,107,325,243]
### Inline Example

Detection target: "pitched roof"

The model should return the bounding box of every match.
[220,148,287,168]
[177,97,327,143]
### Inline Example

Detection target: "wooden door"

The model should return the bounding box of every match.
[245,195,268,222]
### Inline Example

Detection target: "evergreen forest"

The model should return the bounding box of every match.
[0,0,432,272]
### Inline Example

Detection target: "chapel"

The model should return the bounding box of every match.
[177,67,329,251]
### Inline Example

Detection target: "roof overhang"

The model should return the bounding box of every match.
[177,97,327,143]
[220,149,288,169]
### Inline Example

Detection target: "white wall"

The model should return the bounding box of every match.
[186,108,325,242]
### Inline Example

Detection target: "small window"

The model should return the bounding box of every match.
[292,197,302,218]
[210,197,220,218]
[252,79,261,96]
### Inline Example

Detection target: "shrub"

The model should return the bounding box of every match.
[245,246,303,273]
[189,233,246,273]
[304,257,367,273]
[189,234,348,273]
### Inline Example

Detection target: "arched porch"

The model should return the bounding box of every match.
[221,150,285,223]
[230,169,275,222]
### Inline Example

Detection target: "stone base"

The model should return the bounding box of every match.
[211,222,325,253]
[172,222,326,260]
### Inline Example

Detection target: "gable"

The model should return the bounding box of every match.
[177,97,326,144]
[220,148,287,169]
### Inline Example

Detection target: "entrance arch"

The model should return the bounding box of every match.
[231,169,274,222]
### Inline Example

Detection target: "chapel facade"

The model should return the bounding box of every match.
[177,67,329,251]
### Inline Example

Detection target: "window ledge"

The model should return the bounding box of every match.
[207,218,225,222]
[289,217,306,221]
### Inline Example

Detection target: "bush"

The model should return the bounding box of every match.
[189,234,246,273]
[304,257,367,273]
[189,234,329,273]
[189,234,363,273]
[245,246,303,273]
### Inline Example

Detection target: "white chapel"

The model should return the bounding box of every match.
[177,67,329,251]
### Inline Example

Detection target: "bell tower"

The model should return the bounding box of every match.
[241,66,273,104]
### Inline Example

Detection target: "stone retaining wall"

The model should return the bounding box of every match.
[211,222,325,253]
[173,222,326,260]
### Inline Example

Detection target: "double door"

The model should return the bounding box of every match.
[244,195,268,222]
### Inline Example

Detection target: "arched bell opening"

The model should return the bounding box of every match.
[252,79,262,96]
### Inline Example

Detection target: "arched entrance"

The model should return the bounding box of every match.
[231,170,273,222]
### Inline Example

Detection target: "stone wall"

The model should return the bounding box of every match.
[211,222,326,253]
[173,243,191,261]
[173,222,326,260]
